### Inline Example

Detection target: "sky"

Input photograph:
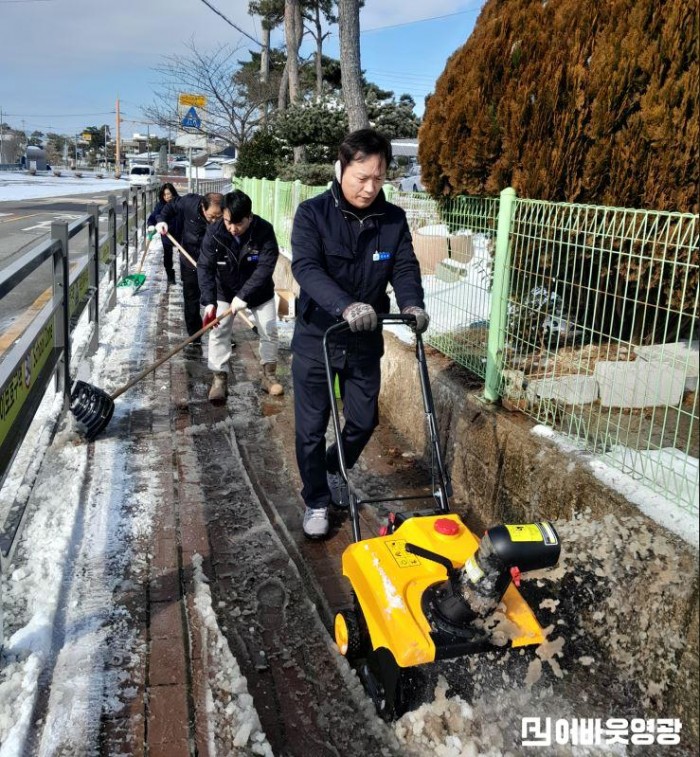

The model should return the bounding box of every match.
[0,0,486,140]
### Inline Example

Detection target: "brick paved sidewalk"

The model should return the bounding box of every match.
[99,271,405,756]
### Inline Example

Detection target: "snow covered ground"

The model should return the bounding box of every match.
[0,170,126,202]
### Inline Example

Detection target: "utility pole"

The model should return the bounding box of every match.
[0,106,4,164]
[115,98,122,178]
[147,122,151,166]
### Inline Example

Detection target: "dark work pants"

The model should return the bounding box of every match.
[163,240,174,274]
[180,262,202,340]
[292,351,380,509]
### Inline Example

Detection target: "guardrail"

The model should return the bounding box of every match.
[155,175,232,196]
[237,175,699,516]
[0,186,157,642]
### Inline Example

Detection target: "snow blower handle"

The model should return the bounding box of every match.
[322,315,443,543]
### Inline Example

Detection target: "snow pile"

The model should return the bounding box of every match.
[190,553,273,756]
[551,510,694,712]
[0,441,88,754]
[395,676,505,757]
[0,251,163,755]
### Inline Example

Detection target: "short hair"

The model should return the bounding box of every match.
[202,192,224,210]
[223,190,253,222]
[338,129,392,174]
[159,182,179,202]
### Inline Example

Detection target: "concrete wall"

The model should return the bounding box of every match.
[380,332,699,746]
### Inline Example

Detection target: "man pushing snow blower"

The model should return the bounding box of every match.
[290,128,429,540]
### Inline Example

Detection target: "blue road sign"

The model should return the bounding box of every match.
[181,107,202,129]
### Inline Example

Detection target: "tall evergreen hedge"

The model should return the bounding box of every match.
[419,0,698,213]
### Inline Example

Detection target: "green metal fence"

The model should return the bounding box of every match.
[237,176,699,515]
[501,196,698,515]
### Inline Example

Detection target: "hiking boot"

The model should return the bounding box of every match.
[261,362,284,396]
[184,341,203,358]
[166,269,176,285]
[327,471,350,509]
[303,507,329,539]
[208,371,228,404]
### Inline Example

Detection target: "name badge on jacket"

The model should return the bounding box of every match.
[247,254,259,262]
[372,251,392,262]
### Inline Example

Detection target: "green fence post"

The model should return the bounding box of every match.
[273,178,281,231]
[261,178,269,218]
[484,187,517,403]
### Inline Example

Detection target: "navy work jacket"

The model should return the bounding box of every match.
[198,215,279,308]
[148,199,182,250]
[156,194,208,270]
[291,181,424,366]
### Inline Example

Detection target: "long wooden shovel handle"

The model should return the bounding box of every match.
[165,231,258,334]
[167,232,198,268]
[136,234,153,274]
[110,306,234,401]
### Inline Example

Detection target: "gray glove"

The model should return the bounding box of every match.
[343,302,378,332]
[402,306,430,334]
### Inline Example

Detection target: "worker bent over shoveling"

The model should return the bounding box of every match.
[198,190,284,404]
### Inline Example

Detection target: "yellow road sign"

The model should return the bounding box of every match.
[178,93,207,108]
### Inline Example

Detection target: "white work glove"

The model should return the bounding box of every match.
[231,296,247,312]
[343,302,378,332]
[402,305,430,334]
[155,221,168,236]
[203,304,218,329]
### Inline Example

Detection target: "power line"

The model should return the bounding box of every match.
[362,9,480,34]
[197,0,262,46]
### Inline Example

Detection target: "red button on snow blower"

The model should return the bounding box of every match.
[434,518,460,536]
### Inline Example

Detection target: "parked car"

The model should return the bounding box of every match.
[398,164,424,192]
[129,164,157,189]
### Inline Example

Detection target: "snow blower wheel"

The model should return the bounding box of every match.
[334,608,367,660]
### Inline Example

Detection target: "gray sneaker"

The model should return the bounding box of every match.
[327,471,350,509]
[303,507,329,539]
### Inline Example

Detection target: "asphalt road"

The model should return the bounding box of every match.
[0,192,118,336]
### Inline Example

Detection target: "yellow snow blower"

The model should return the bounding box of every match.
[323,315,561,719]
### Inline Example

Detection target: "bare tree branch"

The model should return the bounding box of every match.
[144,41,270,148]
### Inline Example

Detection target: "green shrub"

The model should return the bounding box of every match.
[235,130,289,180]
[277,163,334,186]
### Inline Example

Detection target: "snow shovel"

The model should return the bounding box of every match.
[70,305,238,440]
[166,232,259,335]
[117,233,152,290]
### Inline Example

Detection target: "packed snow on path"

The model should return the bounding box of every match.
[0,244,271,756]
[0,170,126,202]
